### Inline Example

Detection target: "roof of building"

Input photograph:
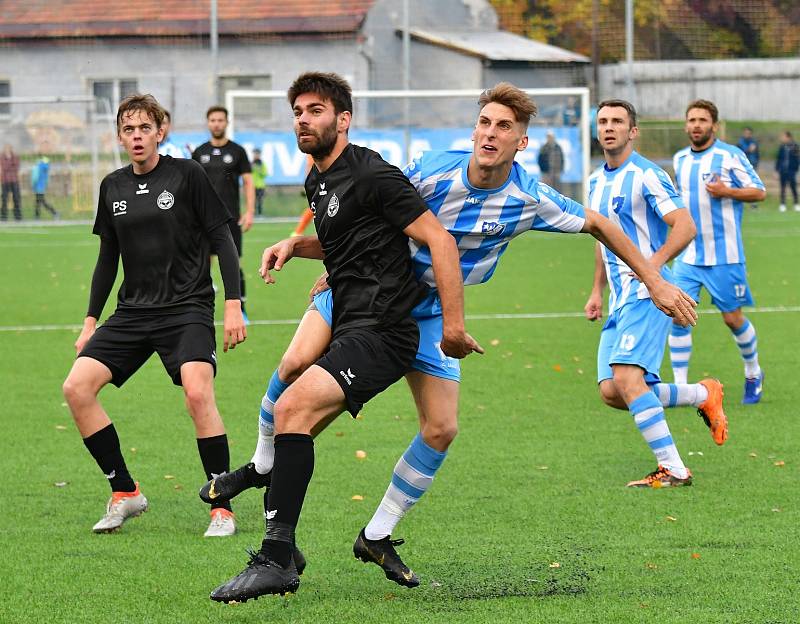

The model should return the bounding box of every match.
[0,1,376,38]
[409,29,590,63]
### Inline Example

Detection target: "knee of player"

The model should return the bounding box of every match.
[272,395,312,434]
[422,422,458,450]
[598,380,620,407]
[62,374,93,405]
[277,352,312,384]
[182,384,214,414]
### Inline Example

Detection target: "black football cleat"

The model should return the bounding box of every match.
[210,549,300,603]
[199,463,270,504]
[353,528,420,588]
[293,545,307,576]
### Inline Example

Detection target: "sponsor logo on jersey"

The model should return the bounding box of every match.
[157,190,175,210]
[265,509,277,520]
[310,201,316,215]
[327,192,340,217]
[200,154,211,164]
[339,367,355,385]
[112,200,127,216]
[223,153,233,164]
[465,195,482,205]
[136,183,149,195]
[481,221,506,236]
[319,182,327,196]
[702,172,720,183]
[212,148,222,156]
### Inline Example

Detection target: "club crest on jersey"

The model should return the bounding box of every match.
[157,190,175,210]
[200,154,211,164]
[481,221,505,236]
[223,153,233,164]
[327,193,340,217]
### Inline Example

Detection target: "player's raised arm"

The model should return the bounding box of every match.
[581,210,697,326]
[403,211,483,358]
[259,235,324,284]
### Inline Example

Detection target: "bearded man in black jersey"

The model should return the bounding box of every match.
[62,94,246,538]
[210,72,481,602]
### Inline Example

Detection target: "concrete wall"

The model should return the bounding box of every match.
[598,58,800,121]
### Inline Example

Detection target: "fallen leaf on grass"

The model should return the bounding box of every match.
[645,563,657,570]
[335,431,344,437]
[351,495,364,501]
[549,562,561,568]
[164,475,175,480]
[537,466,549,470]
[130,448,137,452]
[553,364,562,372]
[55,425,67,431]
[54,482,68,487]
[771,508,781,513]
[749,452,758,458]
[490,339,500,346]
[174,484,183,490]
[666,516,677,522]
[691,553,701,560]
[774,461,786,467]
[355,450,367,459]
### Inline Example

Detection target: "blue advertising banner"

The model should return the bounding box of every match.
[169,126,582,185]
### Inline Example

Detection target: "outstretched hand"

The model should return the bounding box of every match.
[649,279,698,327]
[441,328,484,359]
[259,238,296,284]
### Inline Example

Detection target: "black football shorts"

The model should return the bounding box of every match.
[78,320,217,387]
[315,319,419,416]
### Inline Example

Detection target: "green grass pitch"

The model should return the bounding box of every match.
[1,203,798,623]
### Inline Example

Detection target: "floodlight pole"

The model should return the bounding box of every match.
[210,0,219,104]
[625,0,635,104]
[402,0,411,162]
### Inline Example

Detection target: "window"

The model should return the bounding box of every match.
[90,79,138,116]
[218,75,272,129]
[0,81,9,116]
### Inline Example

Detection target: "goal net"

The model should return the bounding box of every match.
[214,88,591,217]
[0,96,122,220]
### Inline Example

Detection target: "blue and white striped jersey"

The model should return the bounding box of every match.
[588,151,684,313]
[403,150,585,287]
[672,139,764,266]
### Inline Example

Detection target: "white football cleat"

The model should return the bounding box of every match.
[92,484,148,533]
[204,508,236,537]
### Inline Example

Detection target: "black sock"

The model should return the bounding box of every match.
[197,434,232,512]
[83,424,136,493]
[261,433,314,567]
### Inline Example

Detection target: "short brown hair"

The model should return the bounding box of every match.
[478,83,538,127]
[116,94,165,130]
[206,105,228,119]
[597,99,637,128]
[686,99,718,123]
[287,72,353,115]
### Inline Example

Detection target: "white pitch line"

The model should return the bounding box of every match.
[2,305,799,333]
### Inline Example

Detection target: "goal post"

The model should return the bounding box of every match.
[223,87,592,207]
[0,95,122,220]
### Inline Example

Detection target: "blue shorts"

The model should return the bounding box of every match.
[672,259,754,313]
[311,289,460,382]
[597,297,672,384]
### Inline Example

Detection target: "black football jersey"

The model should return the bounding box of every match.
[305,143,429,332]
[93,155,232,318]
[192,140,251,218]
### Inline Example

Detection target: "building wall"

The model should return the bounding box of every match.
[0,37,367,138]
[598,58,800,121]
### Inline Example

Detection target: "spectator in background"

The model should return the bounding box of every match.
[538,131,564,190]
[737,127,760,170]
[251,148,268,216]
[775,131,800,212]
[562,96,580,126]
[1,144,22,221]
[737,127,760,209]
[32,155,59,219]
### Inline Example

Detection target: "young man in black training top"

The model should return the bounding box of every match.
[62,94,246,538]
[209,72,480,602]
[192,106,254,317]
